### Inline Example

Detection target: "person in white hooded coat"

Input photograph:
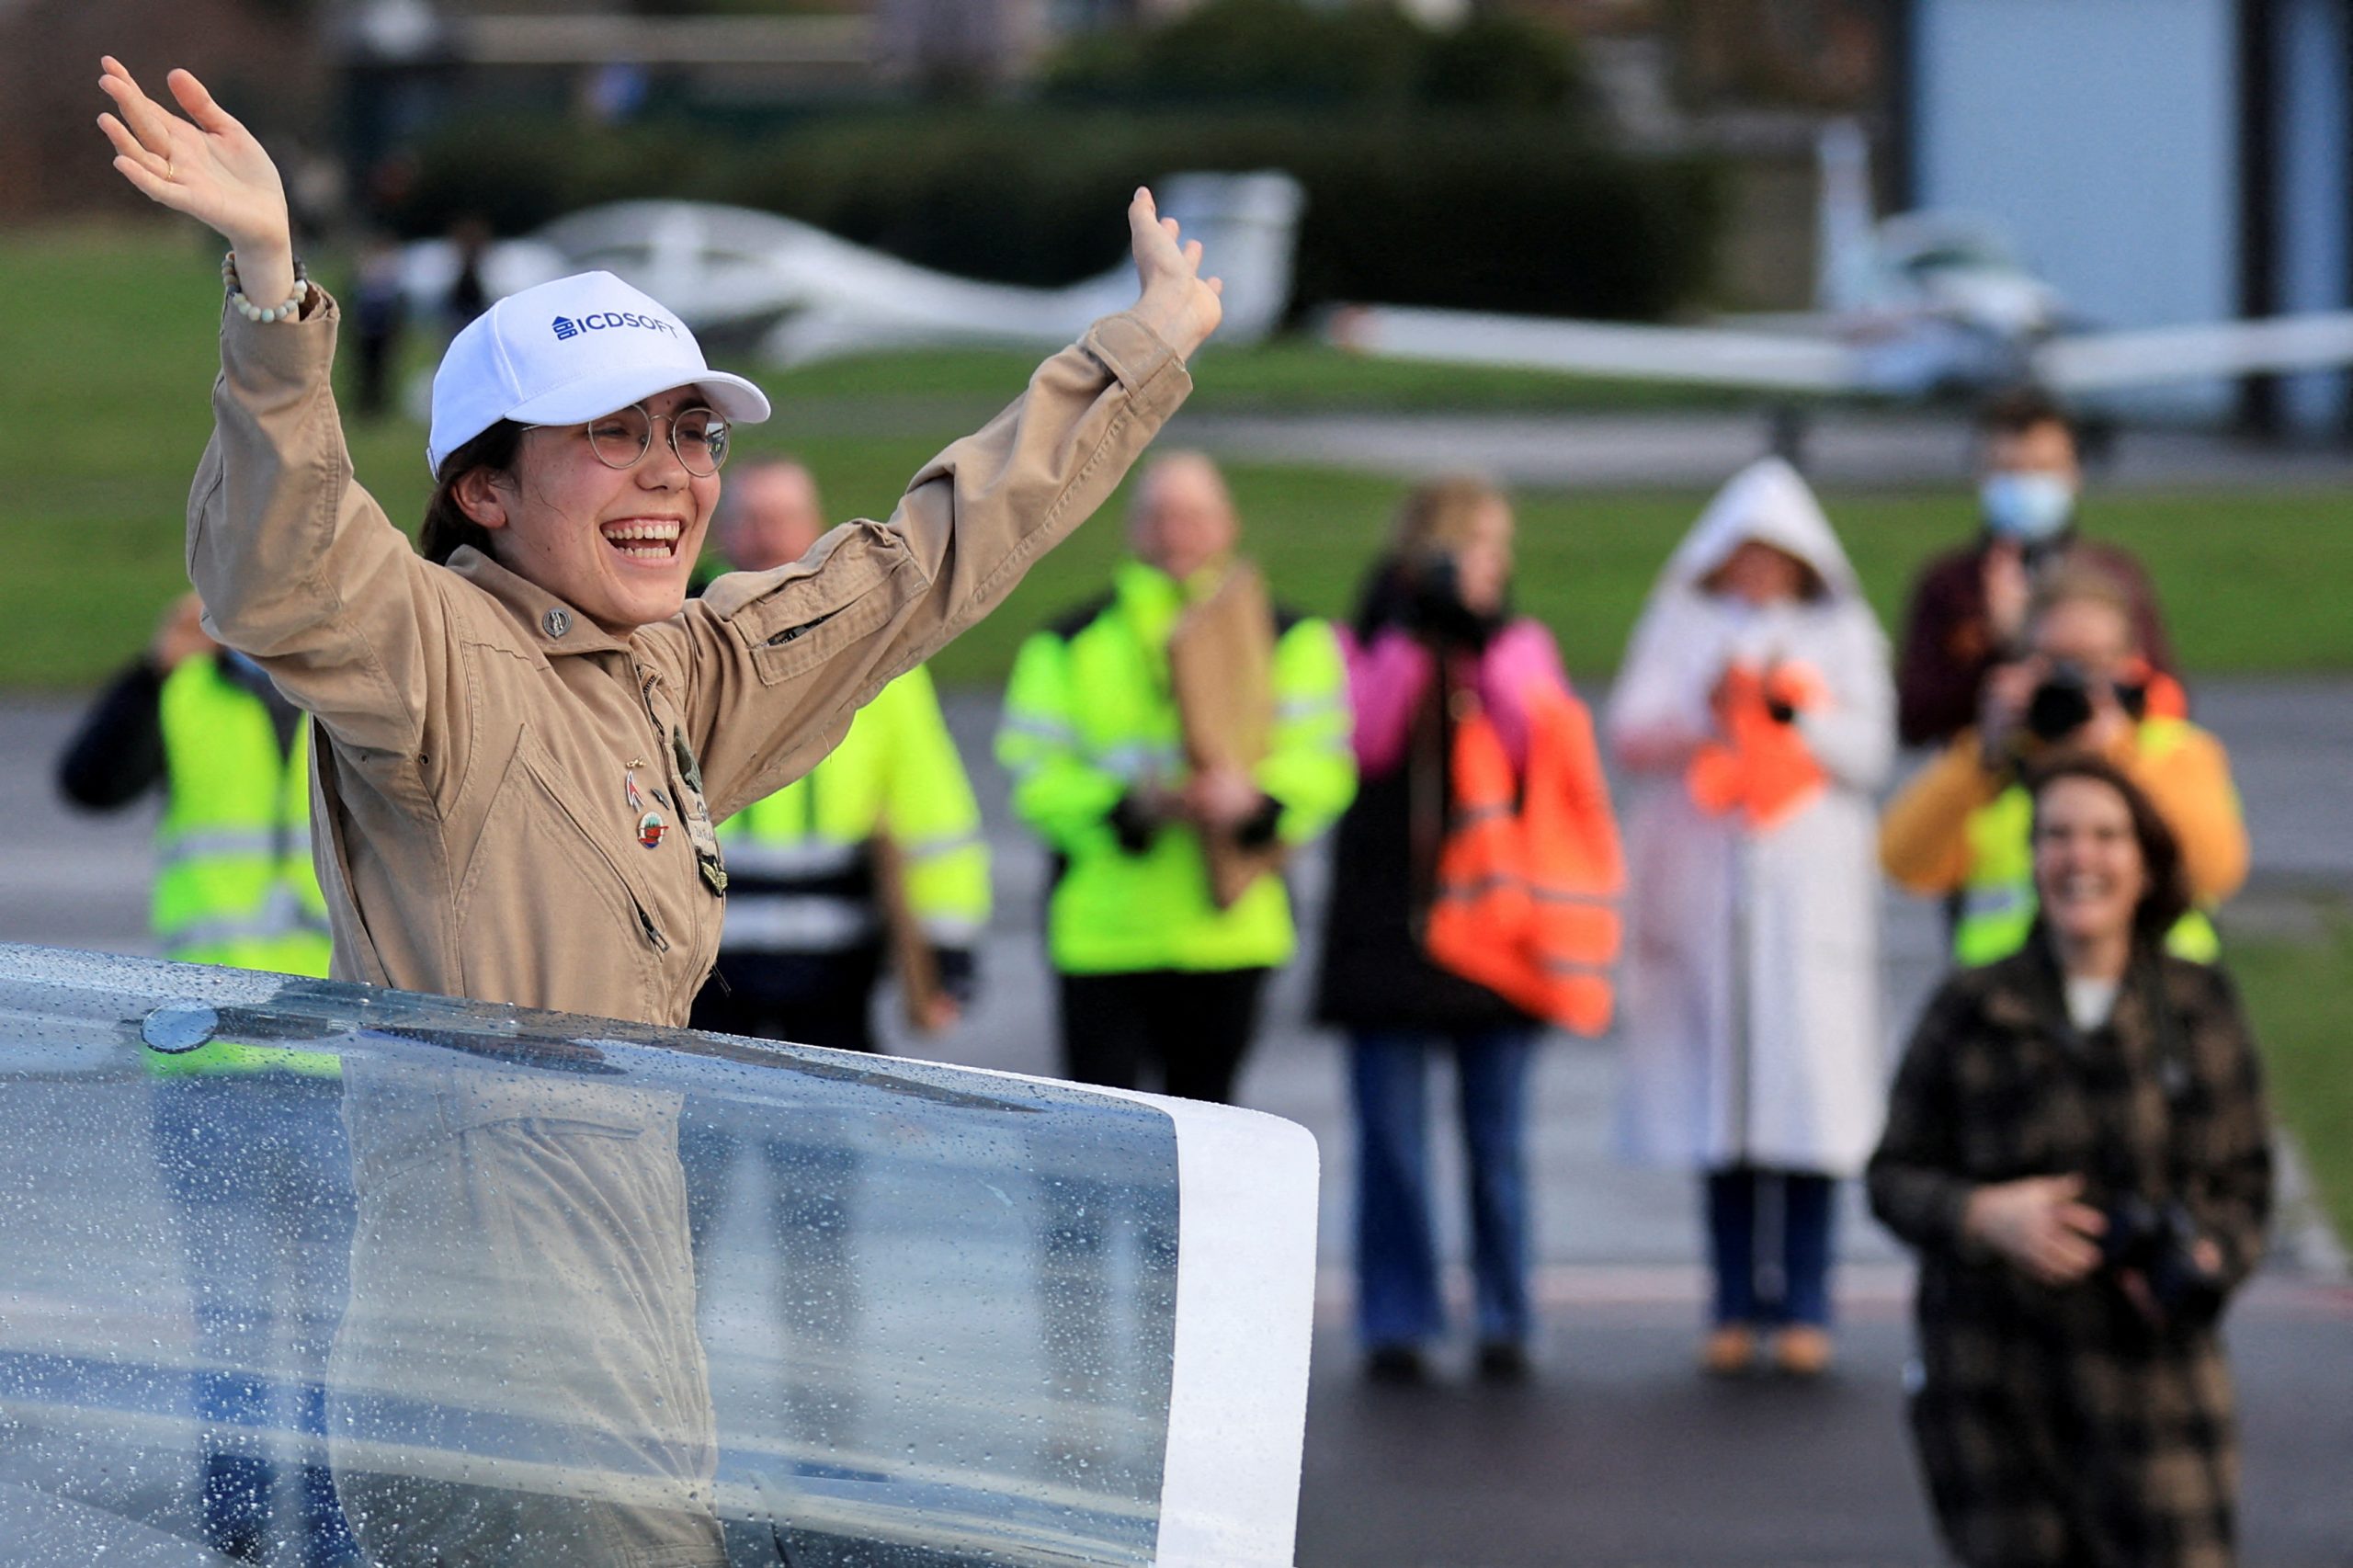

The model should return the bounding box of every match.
[1607,458,1894,1377]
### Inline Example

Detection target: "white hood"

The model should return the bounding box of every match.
[1654,457,1864,604]
[1609,457,1891,756]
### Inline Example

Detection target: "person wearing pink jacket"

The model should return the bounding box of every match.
[1315,477,1613,1384]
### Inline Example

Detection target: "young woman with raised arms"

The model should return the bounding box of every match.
[95,57,1223,1028]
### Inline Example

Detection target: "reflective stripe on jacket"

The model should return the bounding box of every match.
[153,655,336,1076]
[996,559,1356,974]
[717,665,988,955]
[1425,680,1624,1034]
[1954,717,2222,966]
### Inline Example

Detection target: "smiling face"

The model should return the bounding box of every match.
[2032,774,2148,950]
[457,386,722,632]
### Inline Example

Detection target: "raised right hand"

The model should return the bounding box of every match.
[97,58,294,301]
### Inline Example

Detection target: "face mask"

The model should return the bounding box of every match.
[1980,472,2075,542]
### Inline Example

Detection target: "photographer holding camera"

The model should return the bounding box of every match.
[1881,563,2246,967]
[1317,476,1622,1382]
[1869,756,2273,1568]
[1893,387,2179,749]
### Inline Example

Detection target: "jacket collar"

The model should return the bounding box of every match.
[1982,925,2163,1051]
[446,545,635,660]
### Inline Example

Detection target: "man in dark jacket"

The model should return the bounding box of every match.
[1895,388,2177,748]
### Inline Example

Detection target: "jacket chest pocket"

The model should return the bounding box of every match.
[451,741,676,1015]
[735,561,899,687]
[520,743,673,953]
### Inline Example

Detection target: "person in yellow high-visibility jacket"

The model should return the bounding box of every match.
[687,459,990,1053]
[997,451,1357,1105]
[1881,562,2248,967]
[678,462,990,1421]
[58,593,331,983]
[54,594,357,1565]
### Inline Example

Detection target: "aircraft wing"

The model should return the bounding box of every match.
[1324,304,1867,393]
[2034,312,2353,392]
[409,174,1302,368]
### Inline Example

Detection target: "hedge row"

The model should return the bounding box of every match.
[1041,0,1591,115]
[389,110,1724,324]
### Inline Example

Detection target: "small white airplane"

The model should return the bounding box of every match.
[1324,121,2353,401]
[399,171,1303,366]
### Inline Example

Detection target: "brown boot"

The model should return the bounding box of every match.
[1770,1325,1834,1379]
[1699,1324,1757,1378]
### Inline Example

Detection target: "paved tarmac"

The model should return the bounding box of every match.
[5,682,2349,1565]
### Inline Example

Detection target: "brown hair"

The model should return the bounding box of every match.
[1390,474,1506,558]
[418,420,527,565]
[1978,383,2075,444]
[2026,753,2191,944]
[1696,538,1827,602]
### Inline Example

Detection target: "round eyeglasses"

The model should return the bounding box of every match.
[541,403,731,477]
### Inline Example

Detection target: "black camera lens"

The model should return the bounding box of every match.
[1406,553,1501,650]
[2026,667,2096,742]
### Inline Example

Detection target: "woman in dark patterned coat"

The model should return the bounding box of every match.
[1868,755,2272,1568]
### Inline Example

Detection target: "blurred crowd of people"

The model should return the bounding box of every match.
[59,391,2273,1568]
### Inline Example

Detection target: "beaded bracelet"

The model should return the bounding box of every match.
[221,251,312,324]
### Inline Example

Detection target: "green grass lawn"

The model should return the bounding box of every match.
[7,224,2353,689]
[2230,917,2353,1244]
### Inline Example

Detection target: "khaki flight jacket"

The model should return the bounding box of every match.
[189,293,1190,1028]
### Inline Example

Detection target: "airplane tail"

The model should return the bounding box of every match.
[1814,119,1878,315]
[1156,172,1304,346]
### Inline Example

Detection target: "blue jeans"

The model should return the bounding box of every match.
[1349,1028,1537,1350]
[1704,1166,1836,1329]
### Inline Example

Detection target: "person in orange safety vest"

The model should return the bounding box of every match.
[1315,476,1623,1386]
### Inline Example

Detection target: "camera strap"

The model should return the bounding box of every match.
[2072,954,2192,1207]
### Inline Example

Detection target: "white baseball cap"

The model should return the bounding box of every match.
[426,270,771,476]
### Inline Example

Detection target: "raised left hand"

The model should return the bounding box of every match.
[1126,187,1222,363]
